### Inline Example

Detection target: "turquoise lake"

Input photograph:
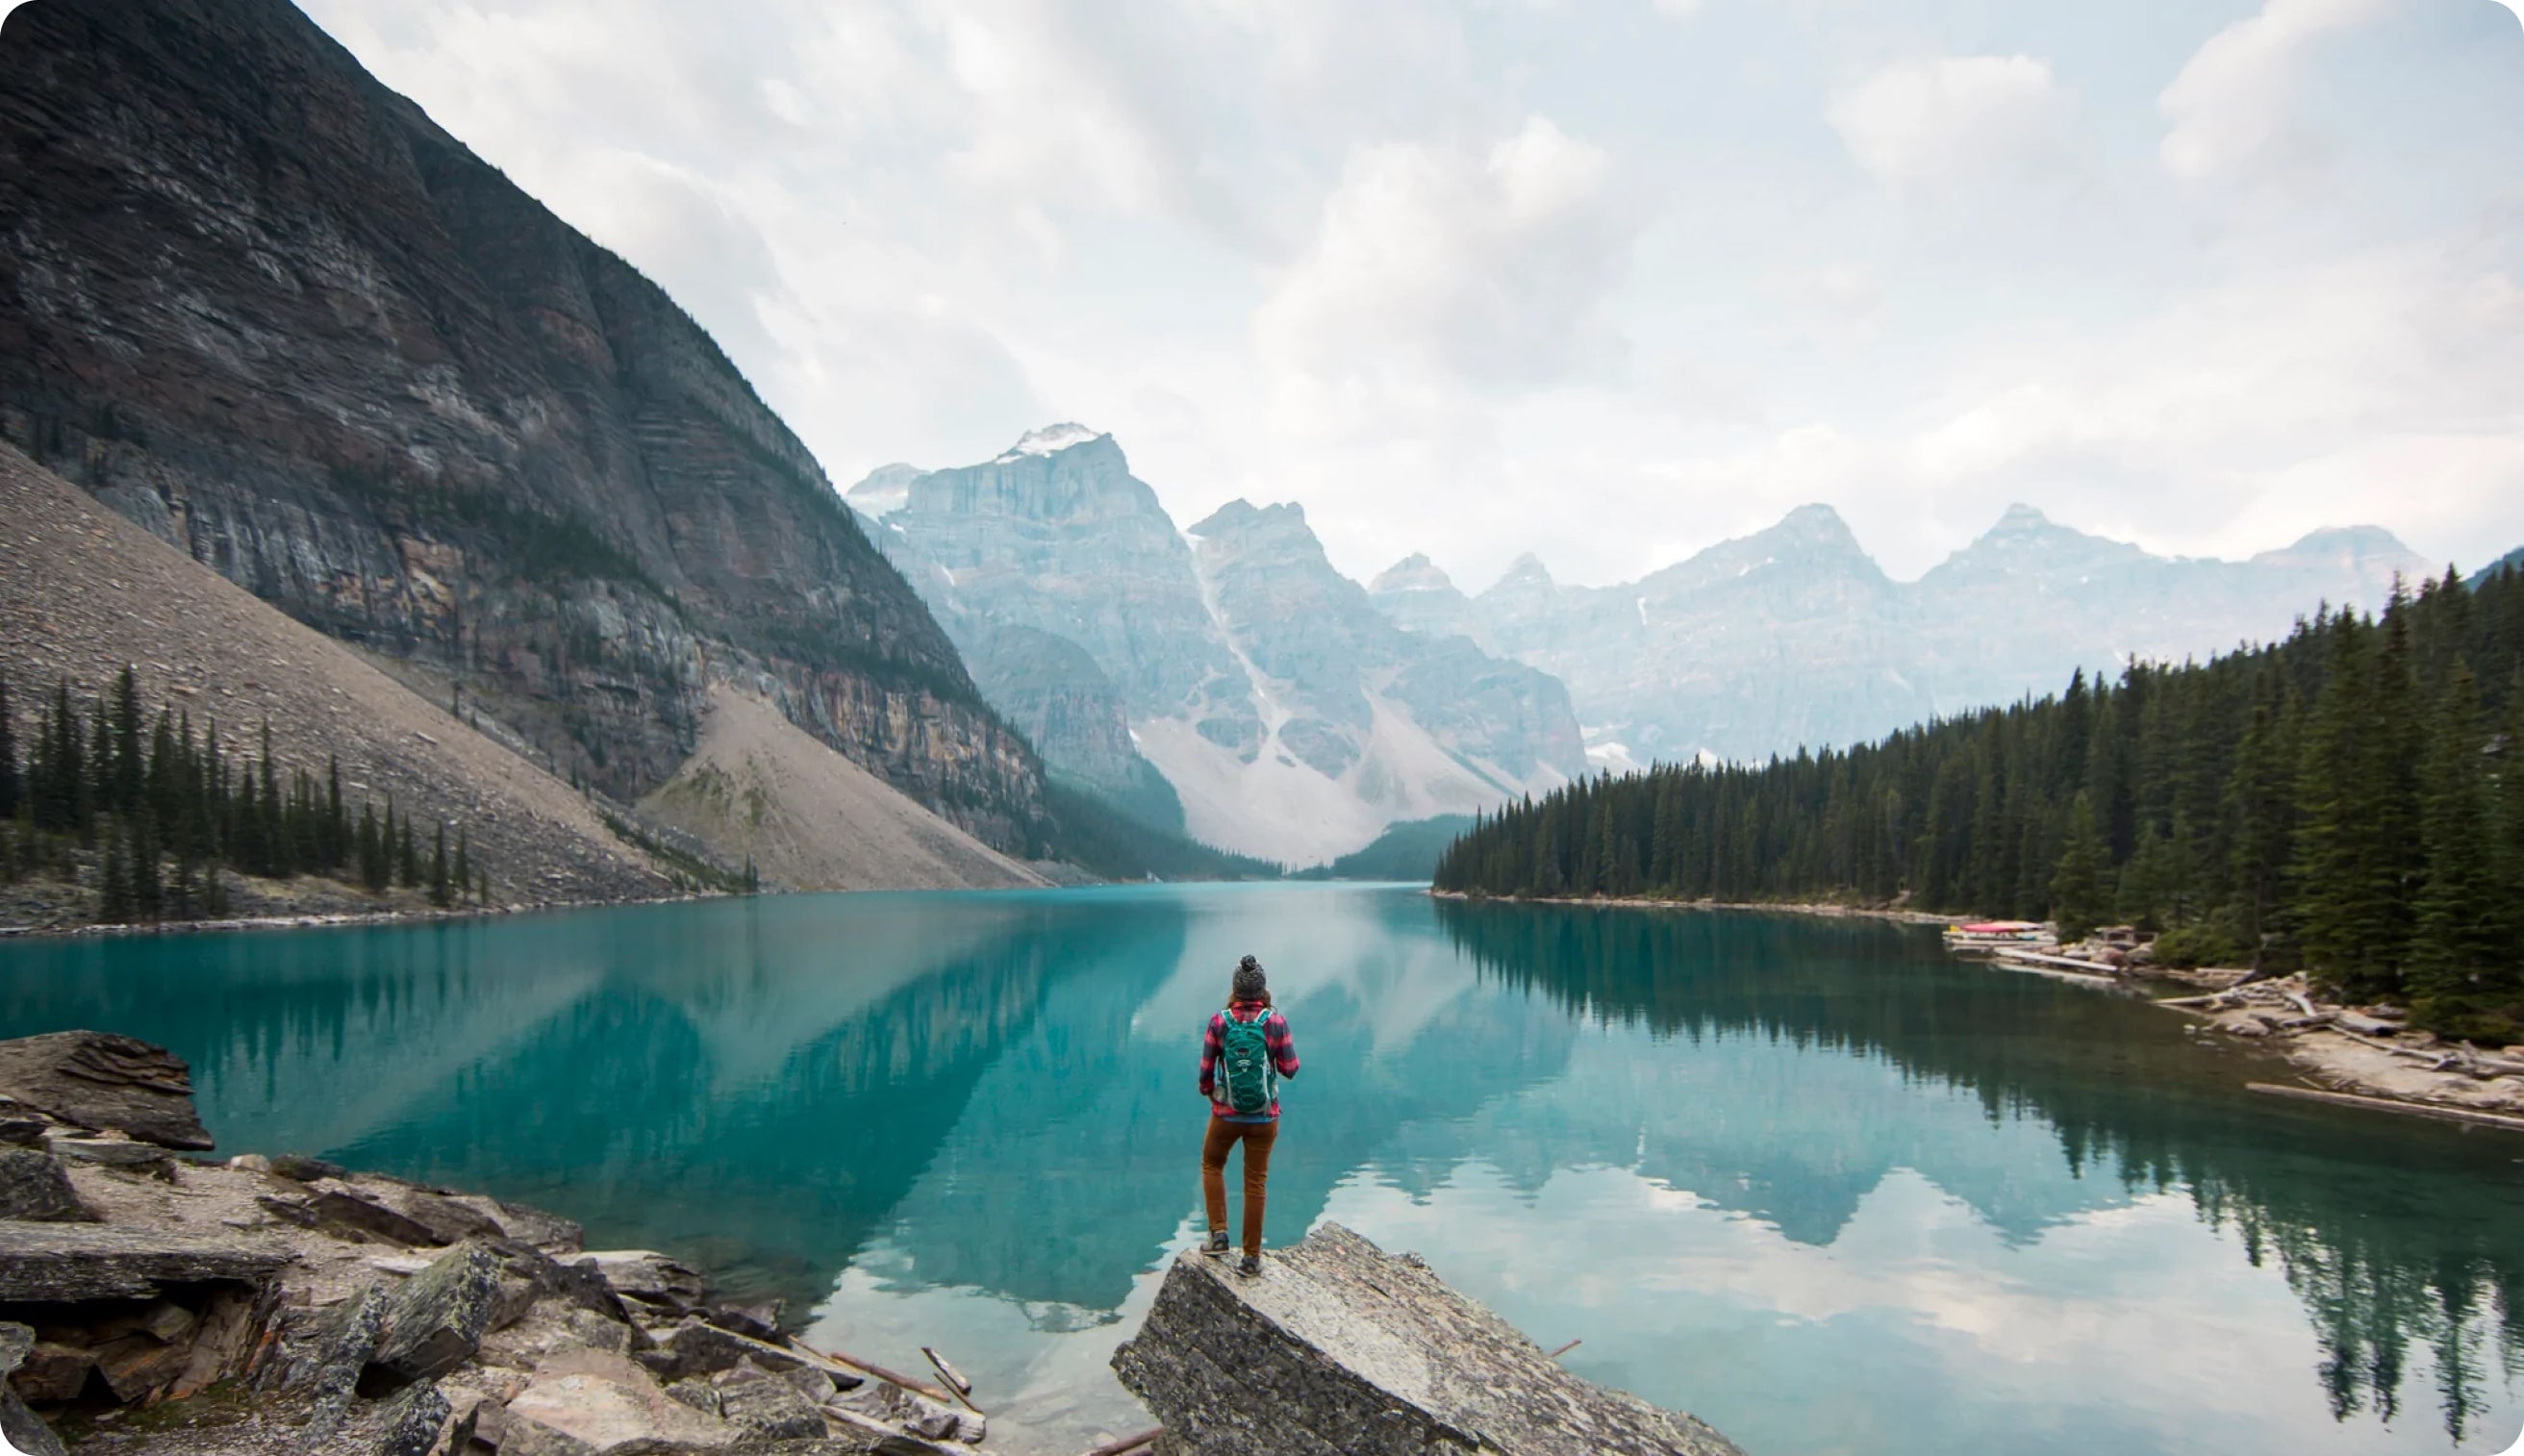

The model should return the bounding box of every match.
[2,883,2519,1454]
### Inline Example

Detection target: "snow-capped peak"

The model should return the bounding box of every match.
[996,422,1104,462]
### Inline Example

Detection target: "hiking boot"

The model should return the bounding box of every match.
[1202,1231,1230,1259]
[1236,1251,1262,1278]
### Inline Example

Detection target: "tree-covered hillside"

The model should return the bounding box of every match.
[1435,562,2524,1037]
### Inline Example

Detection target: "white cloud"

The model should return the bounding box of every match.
[1826,55,2071,195]
[2158,0,2399,184]
[1255,116,1636,391]
[286,0,2524,592]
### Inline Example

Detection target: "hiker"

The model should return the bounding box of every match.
[1199,953,1300,1277]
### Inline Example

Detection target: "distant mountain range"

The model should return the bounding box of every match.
[849,429,1585,866]
[1371,503,2430,768]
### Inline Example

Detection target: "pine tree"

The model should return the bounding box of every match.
[84,703,111,837]
[476,866,490,905]
[452,830,471,905]
[428,823,451,908]
[131,811,163,920]
[2504,687,2524,966]
[357,802,386,893]
[2410,666,2508,1033]
[97,829,133,923]
[2052,791,2109,942]
[110,665,142,814]
[325,758,346,870]
[399,816,420,889]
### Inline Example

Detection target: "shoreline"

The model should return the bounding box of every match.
[0,1030,1010,1455]
[1428,888,1970,927]
[0,888,726,943]
[1432,889,2524,1133]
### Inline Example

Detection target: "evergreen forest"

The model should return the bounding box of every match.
[0,666,490,922]
[1433,563,2524,1037]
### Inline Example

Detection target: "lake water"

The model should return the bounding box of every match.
[2,884,2519,1454]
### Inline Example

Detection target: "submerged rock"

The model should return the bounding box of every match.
[1113,1223,1742,1456]
[0,1032,214,1150]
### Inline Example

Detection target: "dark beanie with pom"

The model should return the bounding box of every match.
[1232,954,1267,1001]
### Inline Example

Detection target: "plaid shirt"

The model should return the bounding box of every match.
[1199,1001,1300,1121]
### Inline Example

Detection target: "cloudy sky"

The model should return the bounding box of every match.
[297,0,2524,590]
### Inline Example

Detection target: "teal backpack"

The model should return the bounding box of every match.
[1218,1010,1276,1116]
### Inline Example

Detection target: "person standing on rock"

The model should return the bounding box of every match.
[1199,954,1300,1277]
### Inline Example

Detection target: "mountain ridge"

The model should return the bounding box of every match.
[1374,502,2430,766]
[0,0,1047,853]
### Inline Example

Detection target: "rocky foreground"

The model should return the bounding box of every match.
[0,1031,988,1456]
[1113,1225,1741,1456]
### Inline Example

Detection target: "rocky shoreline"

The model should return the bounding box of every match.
[1427,889,1968,927]
[0,1031,999,1456]
[2147,972,2524,1127]
[1435,891,2524,1134]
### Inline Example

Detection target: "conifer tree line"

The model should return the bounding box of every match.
[0,665,492,921]
[1434,564,2524,1036]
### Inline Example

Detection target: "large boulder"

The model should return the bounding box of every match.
[1112,1224,1742,1456]
[0,1032,214,1150]
[365,1243,505,1391]
[503,1348,742,1454]
[0,1145,96,1221]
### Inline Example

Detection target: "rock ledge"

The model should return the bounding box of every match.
[1112,1224,1742,1456]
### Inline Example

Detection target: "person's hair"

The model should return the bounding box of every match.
[1227,988,1274,1009]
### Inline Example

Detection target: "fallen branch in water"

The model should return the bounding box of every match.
[1546,1338,1582,1359]
[921,1343,984,1416]
[787,1336,960,1406]
[1080,1428,1165,1456]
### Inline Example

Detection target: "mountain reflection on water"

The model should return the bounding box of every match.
[0,885,2516,1455]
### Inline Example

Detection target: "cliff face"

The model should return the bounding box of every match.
[0,0,1044,847]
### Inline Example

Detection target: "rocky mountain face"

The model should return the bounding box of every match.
[1373,503,2431,767]
[0,0,1044,849]
[853,430,1584,866]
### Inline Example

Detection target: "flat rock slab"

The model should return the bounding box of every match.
[0,1032,213,1150]
[1114,1224,1742,1456]
[0,1219,289,1301]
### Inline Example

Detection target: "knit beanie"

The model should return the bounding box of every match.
[1231,954,1267,1001]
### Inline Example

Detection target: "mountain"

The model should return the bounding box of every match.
[0,442,671,904]
[1374,504,2431,766]
[852,430,1584,866]
[0,0,1045,856]
[2489,546,2524,580]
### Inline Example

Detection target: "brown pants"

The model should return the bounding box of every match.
[1201,1116,1278,1256]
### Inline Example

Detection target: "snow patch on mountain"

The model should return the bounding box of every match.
[997,422,1105,461]
[1135,698,1559,867]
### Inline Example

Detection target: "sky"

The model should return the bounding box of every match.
[293,0,2524,590]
